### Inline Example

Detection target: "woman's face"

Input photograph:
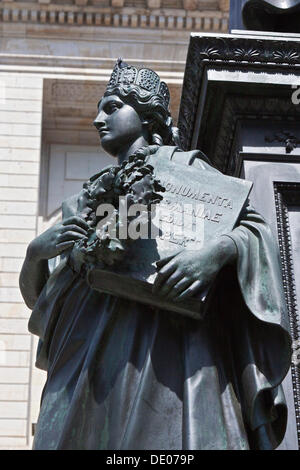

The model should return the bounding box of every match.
[94,94,146,157]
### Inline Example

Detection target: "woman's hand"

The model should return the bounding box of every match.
[27,215,89,262]
[153,236,237,301]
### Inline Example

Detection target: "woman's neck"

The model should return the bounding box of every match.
[117,136,149,165]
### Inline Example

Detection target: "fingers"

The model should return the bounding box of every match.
[56,241,75,253]
[158,270,183,297]
[153,261,177,293]
[166,277,193,300]
[155,254,176,269]
[61,224,88,236]
[175,280,204,301]
[57,231,87,243]
[62,216,89,231]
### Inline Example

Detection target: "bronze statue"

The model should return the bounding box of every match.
[243,0,300,32]
[20,60,291,450]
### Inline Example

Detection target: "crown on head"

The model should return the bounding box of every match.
[106,58,170,111]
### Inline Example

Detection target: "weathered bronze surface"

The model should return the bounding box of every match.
[20,60,292,450]
[242,0,300,32]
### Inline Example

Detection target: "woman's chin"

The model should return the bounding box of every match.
[99,140,118,158]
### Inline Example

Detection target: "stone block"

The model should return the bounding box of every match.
[0,317,28,334]
[0,202,37,216]
[30,10,38,22]
[0,419,27,437]
[183,0,197,10]
[147,0,161,8]
[0,72,43,89]
[0,385,28,402]
[0,187,38,202]
[0,215,36,230]
[0,99,42,112]
[113,14,120,27]
[140,15,147,28]
[186,17,193,29]
[0,257,24,273]
[21,9,29,22]
[77,13,83,25]
[2,87,42,101]
[58,11,65,24]
[0,123,41,138]
[0,273,20,288]
[0,173,39,190]
[0,303,31,318]
[0,244,27,259]
[0,437,27,449]
[0,402,27,419]
[95,13,102,25]
[0,351,30,368]
[0,334,31,351]
[0,135,41,150]
[167,16,175,29]
[149,15,156,28]
[67,12,74,24]
[12,10,19,22]
[0,367,29,384]
[0,111,41,125]
[111,0,124,7]
[219,0,229,12]
[86,13,93,25]
[131,14,138,27]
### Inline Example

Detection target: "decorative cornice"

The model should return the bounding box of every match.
[196,94,300,175]
[0,1,229,31]
[178,34,300,151]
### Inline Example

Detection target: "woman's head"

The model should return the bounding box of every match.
[94,59,181,155]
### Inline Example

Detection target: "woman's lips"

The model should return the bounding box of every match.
[98,129,109,137]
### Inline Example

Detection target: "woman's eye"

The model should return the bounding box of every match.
[107,103,119,113]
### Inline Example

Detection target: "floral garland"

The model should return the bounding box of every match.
[71,145,165,269]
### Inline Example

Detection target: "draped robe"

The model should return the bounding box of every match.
[28,146,291,450]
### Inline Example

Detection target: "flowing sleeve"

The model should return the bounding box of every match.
[222,204,292,449]
[28,192,81,371]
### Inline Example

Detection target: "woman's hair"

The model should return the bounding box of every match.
[103,86,181,148]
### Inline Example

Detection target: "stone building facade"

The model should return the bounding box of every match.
[0,0,229,449]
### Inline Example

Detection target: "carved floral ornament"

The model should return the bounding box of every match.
[195,37,300,64]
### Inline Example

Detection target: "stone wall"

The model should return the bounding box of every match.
[0,73,43,449]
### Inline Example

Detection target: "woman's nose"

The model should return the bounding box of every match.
[93,113,106,130]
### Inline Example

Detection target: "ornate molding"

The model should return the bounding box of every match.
[178,35,300,152]
[0,1,228,31]
[50,82,103,104]
[274,182,300,448]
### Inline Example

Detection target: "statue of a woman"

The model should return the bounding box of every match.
[20,60,291,450]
